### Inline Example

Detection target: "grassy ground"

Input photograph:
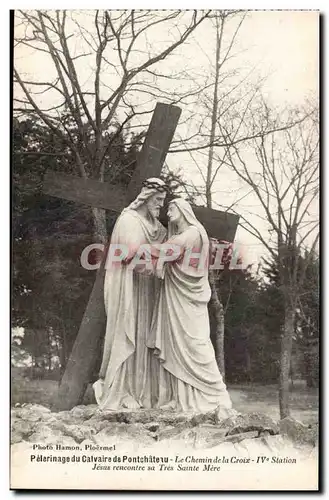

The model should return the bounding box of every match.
[228,382,318,425]
[11,374,318,425]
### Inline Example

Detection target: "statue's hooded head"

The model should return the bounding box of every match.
[167,198,210,274]
[127,178,167,220]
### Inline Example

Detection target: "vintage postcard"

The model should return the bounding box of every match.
[11,9,319,490]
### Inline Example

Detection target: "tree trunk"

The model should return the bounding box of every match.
[205,16,226,380]
[31,354,35,379]
[209,270,225,380]
[205,15,223,209]
[59,342,66,377]
[59,317,68,376]
[279,302,296,419]
[92,207,107,243]
[47,329,52,372]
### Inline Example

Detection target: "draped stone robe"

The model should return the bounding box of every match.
[148,225,232,413]
[93,209,166,410]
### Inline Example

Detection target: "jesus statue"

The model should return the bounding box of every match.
[93,178,167,410]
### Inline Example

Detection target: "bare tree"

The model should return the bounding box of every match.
[166,10,315,381]
[14,9,211,241]
[172,10,250,379]
[222,103,319,418]
[205,11,246,380]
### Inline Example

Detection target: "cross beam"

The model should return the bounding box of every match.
[43,102,182,207]
[42,102,239,410]
[43,171,239,241]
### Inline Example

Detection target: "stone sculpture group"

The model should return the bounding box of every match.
[93,178,233,414]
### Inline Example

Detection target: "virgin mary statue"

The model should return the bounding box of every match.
[147,198,233,413]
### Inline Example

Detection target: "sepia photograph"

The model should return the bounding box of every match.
[11,8,319,491]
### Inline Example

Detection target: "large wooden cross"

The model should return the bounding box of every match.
[43,103,239,410]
